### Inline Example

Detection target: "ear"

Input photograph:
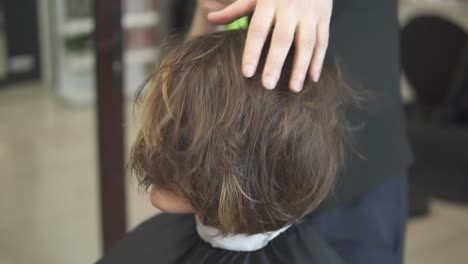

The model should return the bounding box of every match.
[150,185,196,214]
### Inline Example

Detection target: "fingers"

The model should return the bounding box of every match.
[290,22,316,92]
[262,1,298,89]
[239,0,331,90]
[260,4,298,89]
[207,0,256,25]
[241,0,275,79]
[309,19,329,82]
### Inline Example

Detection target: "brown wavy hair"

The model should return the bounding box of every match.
[129,30,360,234]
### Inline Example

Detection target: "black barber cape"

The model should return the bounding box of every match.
[97,213,344,264]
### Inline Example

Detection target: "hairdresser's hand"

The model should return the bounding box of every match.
[207,0,332,92]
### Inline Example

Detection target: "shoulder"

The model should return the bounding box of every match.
[256,222,345,264]
[97,213,199,264]
[97,214,344,264]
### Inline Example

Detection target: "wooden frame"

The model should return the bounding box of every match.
[95,0,127,252]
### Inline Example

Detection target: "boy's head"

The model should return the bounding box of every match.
[130,30,358,234]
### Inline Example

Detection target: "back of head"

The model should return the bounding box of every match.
[130,30,359,234]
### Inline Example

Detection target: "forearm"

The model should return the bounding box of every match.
[187,6,221,38]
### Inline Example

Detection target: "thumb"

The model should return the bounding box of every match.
[207,0,256,25]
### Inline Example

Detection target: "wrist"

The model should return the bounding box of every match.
[194,4,209,20]
[188,6,220,38]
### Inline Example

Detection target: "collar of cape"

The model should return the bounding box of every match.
[195,218,291,252]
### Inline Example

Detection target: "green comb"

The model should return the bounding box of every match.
[224,16,249,30]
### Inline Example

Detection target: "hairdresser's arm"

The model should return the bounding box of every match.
[208,0,333,92]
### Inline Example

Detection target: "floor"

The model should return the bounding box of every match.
[1,82,467,264]
[0,83,155,264]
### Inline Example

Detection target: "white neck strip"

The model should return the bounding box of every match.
[196,219,291,252]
